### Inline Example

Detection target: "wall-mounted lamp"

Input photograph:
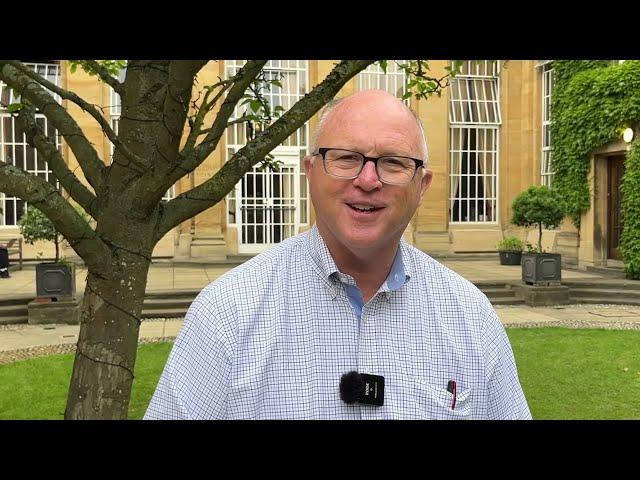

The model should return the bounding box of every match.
[623,127,634,143]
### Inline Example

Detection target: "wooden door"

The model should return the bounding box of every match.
[608,155,625,260]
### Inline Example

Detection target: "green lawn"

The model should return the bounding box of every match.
[1,328,639,419]
[507,328,640,419]
[0,342,173,420]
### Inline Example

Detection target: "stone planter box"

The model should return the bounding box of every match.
[36,262,76,299]
[499,251,522,265]
[521,253,561,285]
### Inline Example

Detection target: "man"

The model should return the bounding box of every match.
[0,238,16,279]
[145,89,531,420]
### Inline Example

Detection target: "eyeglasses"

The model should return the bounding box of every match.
[314,148,424,186]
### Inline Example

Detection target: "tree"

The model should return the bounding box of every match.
[511,185,567,253]
[18,204,92,262]
[0,59,463,419]
[18,205,63,262]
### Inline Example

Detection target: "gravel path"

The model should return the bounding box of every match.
[0,336,177,365]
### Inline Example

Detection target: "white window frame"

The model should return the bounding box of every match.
[448,61,501,224]
[1,62,61,227]
[356,61,408,102]
[225,60,309,230]
[541,63,554,187]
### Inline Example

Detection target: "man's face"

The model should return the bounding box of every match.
[304,93,433,258]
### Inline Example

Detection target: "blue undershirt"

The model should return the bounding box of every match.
[331,248,407,320]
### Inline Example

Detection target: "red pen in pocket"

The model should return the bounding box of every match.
[447,380,457,410]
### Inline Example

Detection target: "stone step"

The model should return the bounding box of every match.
[144,289,201,299]
[0,304,28,316]
[142,307,188,319]
[142,298,193,311]
[570,297,640,306]
[563,281,640,290]
[489,297,525,305]
[585,266,627,278]
[481,288,517,297]
[569,288,640,299]
[0,295,36,307]
[475,282,515,289]
[0,315,28,325]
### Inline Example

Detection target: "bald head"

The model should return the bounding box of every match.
[310,89,429,165]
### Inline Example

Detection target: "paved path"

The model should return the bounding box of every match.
[1,258,636,365]
[2,303,640,365]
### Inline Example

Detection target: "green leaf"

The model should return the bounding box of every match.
[7,103,22,113]
[249,100,262,113]
[379,60,388,74]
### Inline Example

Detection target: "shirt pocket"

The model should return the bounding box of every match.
[414,379,473,420]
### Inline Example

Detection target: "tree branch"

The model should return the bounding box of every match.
[224,116,253,129]
[156,60,209,165]
[183,78,233,153]
[155,60,375,240]
[192,60,268,164]
[162,60,267,190]
[16,101,99,218]
[83,60,124,96]
[0,61,105,191]
[0,161,112,272]
[5,60,147,172]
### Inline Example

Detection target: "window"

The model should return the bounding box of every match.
[109,67,125,160]
[449,61,501,223]
[356,61,408,101]
[541,63,554,187]
[1,62,60,226]
[225,60,309,226]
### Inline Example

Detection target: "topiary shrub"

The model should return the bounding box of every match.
[18,204,91,263]
[18,205,61,261]
[511,186,567,253]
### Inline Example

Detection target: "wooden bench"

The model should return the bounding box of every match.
[0,237,23,270]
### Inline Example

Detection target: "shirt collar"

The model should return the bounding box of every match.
[306,225,413,296]
[383,247,408,292]
[307,225,341,280]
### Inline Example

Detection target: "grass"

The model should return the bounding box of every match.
[0,342,173,420]
[507,328,640,419]
[1,328,639,419]
[128,343,174,419]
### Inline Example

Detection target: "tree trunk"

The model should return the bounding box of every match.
[65,256,151,420]
[538,222,543,253]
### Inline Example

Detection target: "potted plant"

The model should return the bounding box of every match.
[496,236,524,265]
[18,205,86,299]
[511,185,567,285]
